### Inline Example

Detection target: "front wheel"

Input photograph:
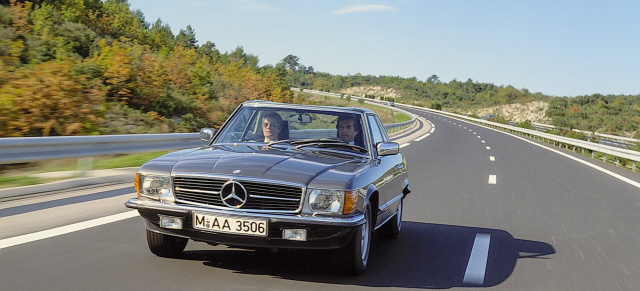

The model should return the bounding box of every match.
[343,203,372,275]
[146,229,188,258]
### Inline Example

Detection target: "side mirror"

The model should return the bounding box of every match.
[376,142,399,156]
[199,128,216,142]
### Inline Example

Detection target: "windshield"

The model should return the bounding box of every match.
[215,106,368,151]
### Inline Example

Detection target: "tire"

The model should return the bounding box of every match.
[379,198,403,238]
[344,203,372,275]
[146,229,188,258]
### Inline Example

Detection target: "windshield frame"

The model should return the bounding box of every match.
[210,102,374,158]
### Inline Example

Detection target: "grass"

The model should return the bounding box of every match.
[0,151,170,189]
[0,175,47,189]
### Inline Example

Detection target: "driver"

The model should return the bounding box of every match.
[262,112,283,142]
[337,115,360,145]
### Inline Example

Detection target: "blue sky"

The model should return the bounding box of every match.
[127,0,640,97]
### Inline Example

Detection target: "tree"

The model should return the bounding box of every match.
[426,74,439,84]
[281,54,299,71]
[176,25,196,48]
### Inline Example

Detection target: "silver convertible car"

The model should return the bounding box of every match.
[125,101,410,274]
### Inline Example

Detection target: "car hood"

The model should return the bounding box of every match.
[142,144,367,186]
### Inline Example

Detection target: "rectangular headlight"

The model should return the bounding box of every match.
[307,188,360,215]
[308,189,343,214]
[138,174,175,203]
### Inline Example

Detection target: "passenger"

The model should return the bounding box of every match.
[262,112,283,142]
[337,115,360,145]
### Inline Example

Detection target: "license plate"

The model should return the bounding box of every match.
[192,212,268,237]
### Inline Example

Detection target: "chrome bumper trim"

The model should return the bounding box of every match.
[125,198,365,227]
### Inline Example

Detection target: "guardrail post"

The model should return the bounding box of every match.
[615,158,620,167]
[633,162,637,172]
[592,151,595,159]
[603,154,606,162]
[76,156,94,177]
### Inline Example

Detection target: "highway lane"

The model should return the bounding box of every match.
[2,108,640,290]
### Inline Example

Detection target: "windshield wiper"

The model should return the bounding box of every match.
[289,137,344,146]
[262,138,339,149]
[295,139,368,154]
[265,139,294,146]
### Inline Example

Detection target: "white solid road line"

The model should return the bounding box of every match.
[0,210,139,249]
[488,175,497,185]
[463,233,492,285]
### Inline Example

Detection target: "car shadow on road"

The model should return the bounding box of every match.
[179,221,555,289]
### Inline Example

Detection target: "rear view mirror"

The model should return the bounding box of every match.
[288,114,312,124]
[200,128,216,142]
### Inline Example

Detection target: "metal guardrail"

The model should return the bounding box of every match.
[531,122,640,146]
[405,104,640,172]
[0,133,202,164]
[0,97,416,165]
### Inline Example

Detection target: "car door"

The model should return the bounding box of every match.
[366,114,404,207]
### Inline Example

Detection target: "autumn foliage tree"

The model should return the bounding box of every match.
[0,0,293,137]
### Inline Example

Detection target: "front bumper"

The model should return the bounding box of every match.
[125,198,365,249]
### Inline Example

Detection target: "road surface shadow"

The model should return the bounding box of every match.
[178,221,555,289]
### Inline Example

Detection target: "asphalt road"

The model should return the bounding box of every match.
[2,108,640,291]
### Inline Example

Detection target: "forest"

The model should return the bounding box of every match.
[0,0,293,137]
[1,0,638,140]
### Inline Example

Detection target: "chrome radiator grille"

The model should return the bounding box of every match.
[173,176,303,212]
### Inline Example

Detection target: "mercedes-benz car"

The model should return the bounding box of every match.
[125,101,410,274]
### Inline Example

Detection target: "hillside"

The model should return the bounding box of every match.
[340,86,401,99]
[471,101,551,124]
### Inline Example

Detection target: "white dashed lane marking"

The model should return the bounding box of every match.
[488,175,497,185]
[400,143,410,148]
[463,233,492,285]
[415,133,430,142]
[490,156,495,161]
[486,146,491,150]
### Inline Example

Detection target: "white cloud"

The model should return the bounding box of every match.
[332,4,398,15]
